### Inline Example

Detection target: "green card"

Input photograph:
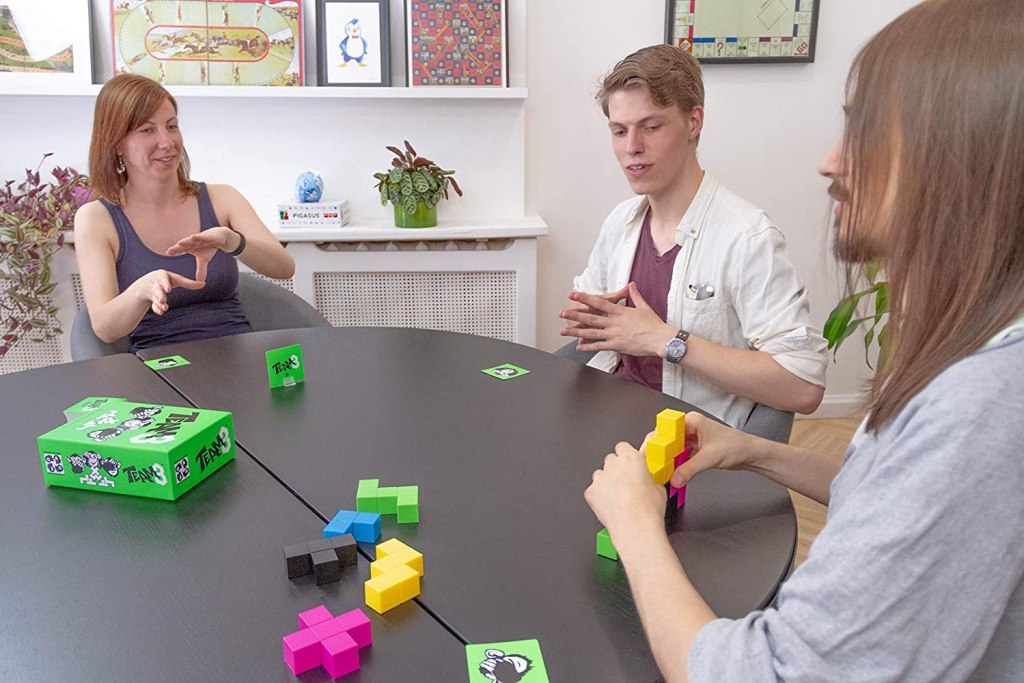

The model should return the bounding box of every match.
[482,363,530,380]
[144,355,190,370]
[466,639,549,683]
[265,344,304,388]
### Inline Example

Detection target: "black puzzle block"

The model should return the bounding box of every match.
[285,542,312,579]
[327,534,357,567]
[311,549,342,585]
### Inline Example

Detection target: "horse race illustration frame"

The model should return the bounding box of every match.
[316,0,389,86]
[111,0,304,86]
[0,0,94,87]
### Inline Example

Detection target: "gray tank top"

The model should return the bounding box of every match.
[100,182,251,351]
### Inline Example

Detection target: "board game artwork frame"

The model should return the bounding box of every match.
[666,0,820,64]
[0,1,94,87]
[316,0,389,86]
[407,0,506,87]
[111,0,304,86]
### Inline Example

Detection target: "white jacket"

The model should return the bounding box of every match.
[573,174,827,427]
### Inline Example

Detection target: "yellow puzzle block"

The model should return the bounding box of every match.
[646,433,685,473]
[375,537,411,559]
[371,551,424,578]
[656,409,686,438]
[651,459,674,486]
[374,538,424,576]
[365,564,420,614]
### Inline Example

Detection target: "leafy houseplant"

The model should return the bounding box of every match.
[823,259,889,368]
[0,155,90,357]
[373,140,462,228]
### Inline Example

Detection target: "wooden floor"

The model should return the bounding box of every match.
[788,417,863,565]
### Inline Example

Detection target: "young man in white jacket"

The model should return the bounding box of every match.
[559,45,826,427]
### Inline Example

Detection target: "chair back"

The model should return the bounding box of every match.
[70,273,331,360]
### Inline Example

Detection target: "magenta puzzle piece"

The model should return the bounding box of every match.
[282,628,321,675]
[282,605,373,678]
[321,632,360,678]
[298,604,333,629]
[334,608,373,648]
[668,447,692,509]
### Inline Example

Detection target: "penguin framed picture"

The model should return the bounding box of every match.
[316,0,390,86]
[666,0,820,64]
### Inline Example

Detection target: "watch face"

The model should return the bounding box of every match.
[667,338,687,362]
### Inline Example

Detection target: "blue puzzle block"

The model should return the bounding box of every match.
[324,509,358,538]
[351,512,382,544]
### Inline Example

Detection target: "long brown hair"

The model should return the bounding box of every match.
[841,0,1024,431]
[88,74,197,204]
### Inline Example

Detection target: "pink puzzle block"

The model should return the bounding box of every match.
[298,604,334,629]
[334,608,373,648]
[310,617,347,642]
[283,606,374,678]
[321,632,360,678]
[282,628,322,675]
[669,447,692,509]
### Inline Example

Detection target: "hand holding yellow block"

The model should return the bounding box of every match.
[646,409,686,485]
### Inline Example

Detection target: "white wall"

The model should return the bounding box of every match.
[1,1,922,415]
[0,0,528,224]
[526,0,921,417]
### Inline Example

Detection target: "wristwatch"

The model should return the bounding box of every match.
[665,329,690,364]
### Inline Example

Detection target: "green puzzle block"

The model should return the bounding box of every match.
[396,485,419,524]
[596,528,618,561]
[357,478,380,512]
[377,486,398,514]
[39,397,234,501]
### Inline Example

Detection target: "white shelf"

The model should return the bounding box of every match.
[61,216,548,244]
[0,83,527,100]
[273,216,548,242]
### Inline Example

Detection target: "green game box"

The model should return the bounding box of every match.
[38,397,235,501]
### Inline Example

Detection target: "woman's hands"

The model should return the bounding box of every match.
[130,268,205,316]
[164,226,240,283]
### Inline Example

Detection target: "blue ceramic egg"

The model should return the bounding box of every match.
[295,171,324,203]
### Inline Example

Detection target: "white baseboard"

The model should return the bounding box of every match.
[800,393,866,420]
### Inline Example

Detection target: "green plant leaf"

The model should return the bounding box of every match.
[823,304,852,349]
[388,168,403,183]
[411,173,429,194]
[400,175,414,196]
[874,285,888,322]
[402,196,418,215]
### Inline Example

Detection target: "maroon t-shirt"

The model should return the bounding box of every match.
[614,210,681,391]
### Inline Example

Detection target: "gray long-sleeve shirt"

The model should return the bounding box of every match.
[689,328,1024,682]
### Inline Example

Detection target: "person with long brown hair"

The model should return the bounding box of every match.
[584,1,1024,680]
[75,74,294,350]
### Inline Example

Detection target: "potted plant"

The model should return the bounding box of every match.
[0,154,90,357]
[373,140,462,228]
[823,259,889,368]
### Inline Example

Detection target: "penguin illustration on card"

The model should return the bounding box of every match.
[339,18,368,67]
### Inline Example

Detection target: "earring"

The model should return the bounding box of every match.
[116,156,126,175]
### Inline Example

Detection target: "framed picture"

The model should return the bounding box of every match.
[316,0,389,86]
[0,0,93,87]
[407,0,506,87]
[111,0,304,86]
[666,0,820,64]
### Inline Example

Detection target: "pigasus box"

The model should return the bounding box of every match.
[38,398,235,501]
